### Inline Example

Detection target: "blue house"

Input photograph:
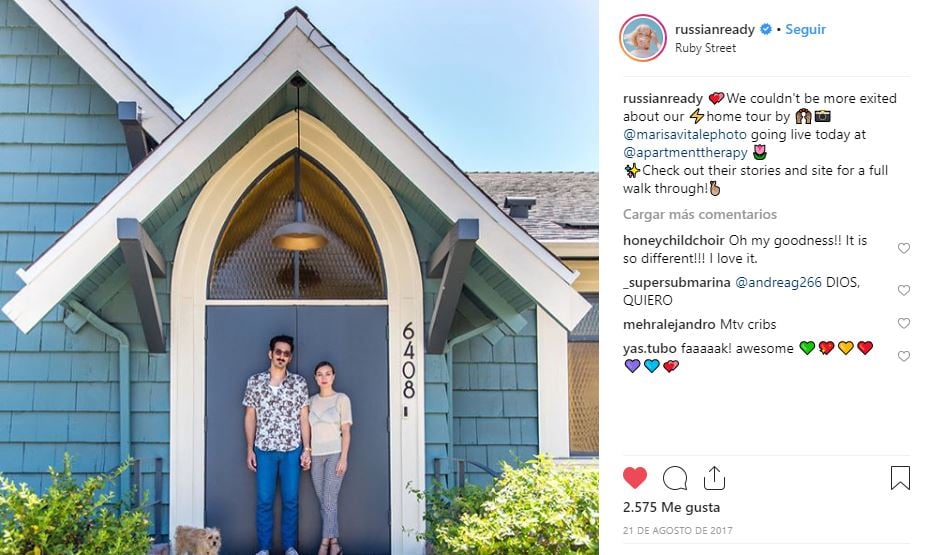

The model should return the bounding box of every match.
[1,1,595,552]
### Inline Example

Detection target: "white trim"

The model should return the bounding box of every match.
[312,36,574,280]
[13,0,182,141]
[170,113,425,553]
[2,11,588,334]
[536,309,570,458]
[542,240,599,259]
[204,299,389,307]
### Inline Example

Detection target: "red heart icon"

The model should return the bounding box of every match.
[857,341,873,355]
[623,467,647,489]
[708,91,724,104]
[664,360,679,372]
[819,341,834,355]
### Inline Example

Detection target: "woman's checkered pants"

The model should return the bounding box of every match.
[311,453,345,538]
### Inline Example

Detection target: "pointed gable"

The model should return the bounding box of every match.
[3,8,589,332]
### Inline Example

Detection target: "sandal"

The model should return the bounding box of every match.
[329,539,343,555]
[317,539,331,555]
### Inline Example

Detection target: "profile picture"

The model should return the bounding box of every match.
[620,14,666,62]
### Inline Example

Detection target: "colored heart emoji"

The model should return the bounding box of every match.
[663,360,679,372]
[838,341,854,355]
[898,284,910,296]
[623,467,648,489]
[898,318,910,329]
[857,341,873,355]
[708,91,724,104]
[644,359,660,373]
[800,341,815,355]
[819,341,834,355]
[625,359,641,373]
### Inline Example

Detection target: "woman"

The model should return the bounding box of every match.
[625,23,661,59]
[304,361,352,555]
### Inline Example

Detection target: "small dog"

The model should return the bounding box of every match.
[174,525,222,555]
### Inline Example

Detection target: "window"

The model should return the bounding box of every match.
[209,152,384,299]
[568,294,598,455]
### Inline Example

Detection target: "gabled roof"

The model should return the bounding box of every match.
[13,0,182,141]
[470,172,599,242]
[2,8,589,333]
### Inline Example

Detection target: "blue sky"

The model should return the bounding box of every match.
[67,0,598,171]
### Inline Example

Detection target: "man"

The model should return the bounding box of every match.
[243,335,311,555]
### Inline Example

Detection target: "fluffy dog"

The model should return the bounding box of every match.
[174,525,222,555]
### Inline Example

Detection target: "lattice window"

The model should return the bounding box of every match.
[209,152,385,300]
[569,294,598,455]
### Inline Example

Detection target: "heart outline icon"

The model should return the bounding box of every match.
[708,91,724,104]
[800,341,815,355]
[644,359,660,373]
[625,359,640,373]
[819,341,835,355]
[898,243,910,254]
[898,351,910,361]
[838,341,854,355]
[663,360,679,372]
[898,285,910,296]
[898,318,910,329]
[623,467,647,489]
[858,341,873,355]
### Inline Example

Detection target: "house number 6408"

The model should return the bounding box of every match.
[402,322,416,399]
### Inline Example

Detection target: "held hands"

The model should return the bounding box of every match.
[300,450,312,470]
[336,456,348,476]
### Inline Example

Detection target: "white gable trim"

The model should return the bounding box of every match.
[537,309,570,458]
[2,11,589,333]
[306,26,579,278]
[13,0,182,141]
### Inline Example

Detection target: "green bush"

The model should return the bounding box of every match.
[414,455,599,554]
[0,454,151,555]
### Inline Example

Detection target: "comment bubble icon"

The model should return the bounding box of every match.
[663,465,688,491]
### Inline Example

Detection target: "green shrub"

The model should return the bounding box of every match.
[414,455,599,554]
[0,454,151,555]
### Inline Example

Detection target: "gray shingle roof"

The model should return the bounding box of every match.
[468,172,599,241]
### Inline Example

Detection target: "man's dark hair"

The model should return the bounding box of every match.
[314,360,335,374]
[269,335,294,352]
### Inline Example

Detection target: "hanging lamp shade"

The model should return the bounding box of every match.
[272,74,329,252]
[272,220,329,250]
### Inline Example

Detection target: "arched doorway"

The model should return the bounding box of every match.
[170,112,425,554]
[203,153,389,553]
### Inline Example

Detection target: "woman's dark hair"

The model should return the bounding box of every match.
[314,360,335,374]
[269,335,294,352]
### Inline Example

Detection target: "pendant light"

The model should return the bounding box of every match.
[272,75,329,251]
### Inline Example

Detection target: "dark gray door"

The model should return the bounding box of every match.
[206,305,390,554]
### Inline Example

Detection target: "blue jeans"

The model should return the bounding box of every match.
[255,447,301,550]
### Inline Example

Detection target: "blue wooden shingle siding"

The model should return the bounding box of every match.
[0,0,169,533]
[420,245,539,488]
[449,312,538,486]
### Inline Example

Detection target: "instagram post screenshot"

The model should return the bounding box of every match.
[0,1,599,554]
[2,0,926,552]
[603,1,926,554]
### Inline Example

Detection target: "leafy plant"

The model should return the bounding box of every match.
[412,455,599,554]
[0,454,151,555]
